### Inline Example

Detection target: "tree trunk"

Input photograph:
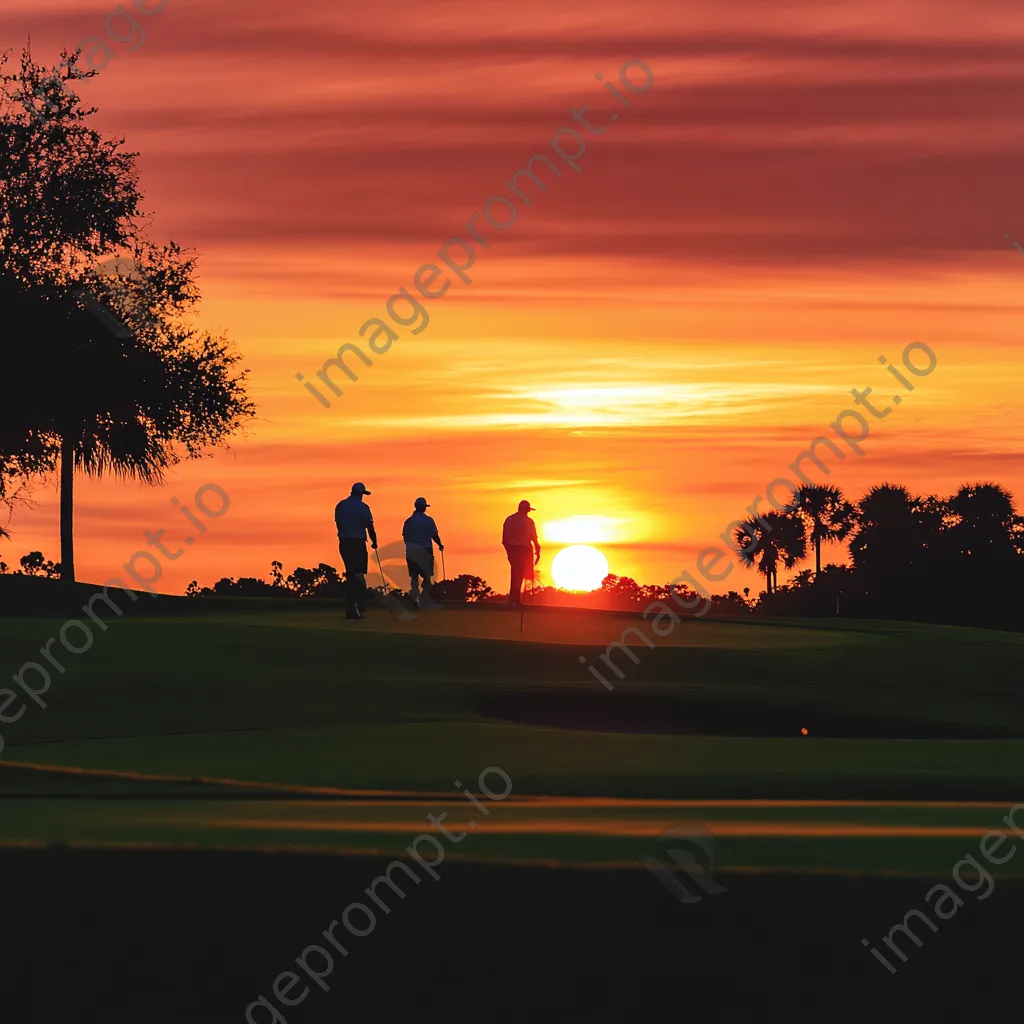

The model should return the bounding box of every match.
[60,434,75,583]
[815,536,822,575]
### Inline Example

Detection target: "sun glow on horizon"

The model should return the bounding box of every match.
[551,544,609,592]
[542,515,627,544]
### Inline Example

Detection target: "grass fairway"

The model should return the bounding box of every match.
[3,603,1023,1020]
[1,603,1023,871]
[2,605,1023,801]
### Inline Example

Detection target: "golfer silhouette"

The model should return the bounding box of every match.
[501,500,541,609]
[402,497,444,608]
[334,482,377,619]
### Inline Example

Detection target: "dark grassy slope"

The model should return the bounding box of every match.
[3,846,1019,1024]
[3,611,1024,743]
[1,610,1023,798]
[2,603,1021,1020]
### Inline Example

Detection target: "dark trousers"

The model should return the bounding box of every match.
[405,547,434,583]
[505,544,533,607]
[339,539,368,613]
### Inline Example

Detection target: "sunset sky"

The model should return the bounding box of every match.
[3,0,1024,594]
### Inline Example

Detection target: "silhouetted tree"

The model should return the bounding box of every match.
[227,577,279,596]
[433,574,494,603]
[287,563,343,597]
[948,483,1018,561]
[848,485,931,606]
[599,574,644,608]
[733,511,807,594]
[1,48,254,581]
[18,550,60,578]
[709,590,754,616]
[792,484,856,575]
[767,564,856,617]
[639,583,669,604]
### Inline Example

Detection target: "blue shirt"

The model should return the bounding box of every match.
[502,512,538,547]
[335,495,374,539]
[403,511,438,549]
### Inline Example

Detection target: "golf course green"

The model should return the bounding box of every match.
[3,604,1023,853]
[3,602,1022,1020]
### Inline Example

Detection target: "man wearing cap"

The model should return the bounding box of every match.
[335,482,378,619]
[502,500,541,609]
[402,497,444,608]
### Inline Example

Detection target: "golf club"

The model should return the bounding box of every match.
[441,547,447,581]
[373,546,386,603]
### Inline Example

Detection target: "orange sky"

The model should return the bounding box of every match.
[3,0,1024,595]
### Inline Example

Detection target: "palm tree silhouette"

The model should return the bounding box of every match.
[733,511,807,595]
[792,484,857,575]
[948,482,1017,560]
[849,483,922,576]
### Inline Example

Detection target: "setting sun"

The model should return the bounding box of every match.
[551,544,610,592]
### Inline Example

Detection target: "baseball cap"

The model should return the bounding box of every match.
[351,482,371,495]
[518,500,535,511]
[414,497,430,508]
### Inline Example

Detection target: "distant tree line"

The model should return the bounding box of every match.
[181,561,495,606]
[754,481,1024,629]
[513,480,1024,630]
[6,480,1021,629]
[521,576,754,617]
[0,550,62,578]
